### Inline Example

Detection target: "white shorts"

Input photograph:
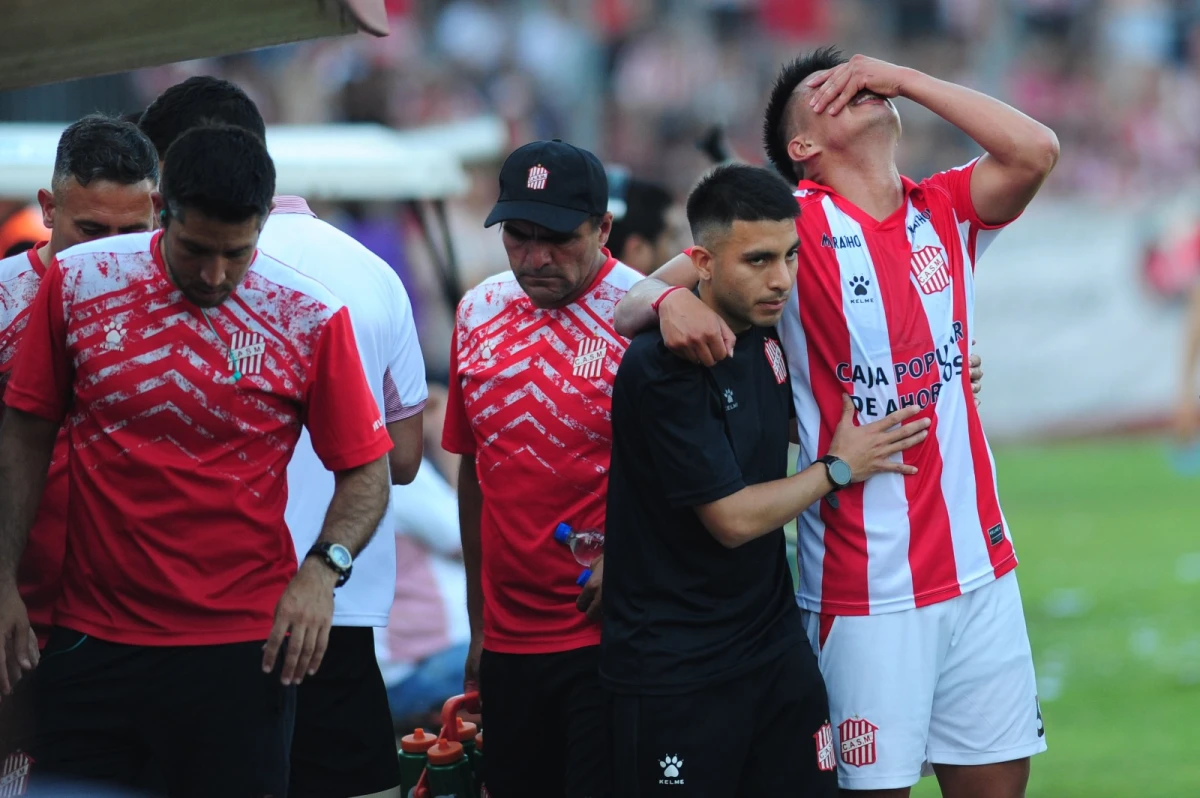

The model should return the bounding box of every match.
[800,570,1047,791]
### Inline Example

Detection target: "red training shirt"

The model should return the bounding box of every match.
[0,244,68,648]
[4,231,391,646]
[443,251,642,654]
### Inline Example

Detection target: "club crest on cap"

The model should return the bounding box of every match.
[527,164,549,190]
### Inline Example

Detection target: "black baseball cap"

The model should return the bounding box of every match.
[485,139,608,233]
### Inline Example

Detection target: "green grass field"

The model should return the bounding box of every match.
[898,438,1200,798]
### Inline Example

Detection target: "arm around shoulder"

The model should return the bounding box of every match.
[613,252,700,338]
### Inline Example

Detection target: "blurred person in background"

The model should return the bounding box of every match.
[616,47,1058,798]
[605,167,679,276]
[139,76,428,798]
[0,206,51,259]
[0,115,158,779]
[377,460,470,729]
[0,124,392,797]
[419,382,460,489]
[444,139,643,798]
[1178,279,1200,446]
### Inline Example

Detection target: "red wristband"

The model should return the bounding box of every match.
[651,285,686,313]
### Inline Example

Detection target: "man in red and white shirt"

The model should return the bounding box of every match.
[0,114,159,655]
[0,124,392,797]
[445,140,642,798]
[616,49,1058,798]
[137,76,428,798]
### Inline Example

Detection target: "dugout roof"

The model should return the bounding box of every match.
[0,0,388,91]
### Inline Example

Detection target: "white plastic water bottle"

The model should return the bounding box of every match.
[553,523,605,586]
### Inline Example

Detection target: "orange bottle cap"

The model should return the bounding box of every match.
[400,727,439,753]
[455,716,479,741]
[426,738,465,766]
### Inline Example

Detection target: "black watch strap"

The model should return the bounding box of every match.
[818,455,851,509]
[306,542,352,587]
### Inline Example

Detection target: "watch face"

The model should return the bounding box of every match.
[830,459,853,487]
[328,544,352,570]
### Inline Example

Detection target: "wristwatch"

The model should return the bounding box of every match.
[307,542,353,587]
[818,455,852,492]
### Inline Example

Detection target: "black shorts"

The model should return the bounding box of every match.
[480,645,609,798]
[0,673,34,760]
[289,626,401,798]
[20,627,295,798]
[610,639,838,798]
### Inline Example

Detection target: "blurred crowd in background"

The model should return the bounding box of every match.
[4,0,1200,384]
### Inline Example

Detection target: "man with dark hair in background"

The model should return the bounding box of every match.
[605,170,679,276]
[138,75,268,155]
[0,124,392,797]
[604,163,930,797]
[139,76,428,798]
[0,114,159,653]
[616,47,1058,798]
[0,114,158,780]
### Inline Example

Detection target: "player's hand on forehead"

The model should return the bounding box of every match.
[806,54,906,116]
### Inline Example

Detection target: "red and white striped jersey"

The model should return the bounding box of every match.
[0,245,68,648]
[4,230,392,646]
[782,159,1017,616]
[442,251,642,654]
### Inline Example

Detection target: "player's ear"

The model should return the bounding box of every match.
[596,212,614,247]
[151,192,166,227]
[788,135,820,172]
[689,245,715,282]
[36,188,55,230]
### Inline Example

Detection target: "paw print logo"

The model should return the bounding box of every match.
[849,276,871,297]
[659,755,683,778]
[103,321,126,349]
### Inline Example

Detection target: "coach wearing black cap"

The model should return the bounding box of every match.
[442,140,643,798]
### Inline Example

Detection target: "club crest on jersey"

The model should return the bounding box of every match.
[764,338,787,384]
[527,164,549,190]
[229,331,266,377]
[572,337,607,379]
[0,749,33,795]
[814,722,837,772]
[911,245,951,295]
[839,717,878,767]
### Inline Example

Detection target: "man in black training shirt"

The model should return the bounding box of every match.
[602,164,931,797]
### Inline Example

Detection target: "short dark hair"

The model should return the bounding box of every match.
[51,114,159,191]
[608,179,673,258]
[762,46,846,183]
[161,124,275,225]
[686,164,797,248]
[139,76,266,158]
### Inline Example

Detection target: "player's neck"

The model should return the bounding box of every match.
[35,242,53,268]
[545,248,608,309]
[697,282,750,335]
[812,145,904,223]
